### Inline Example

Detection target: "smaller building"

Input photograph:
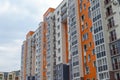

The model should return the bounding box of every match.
[0,70,20,80]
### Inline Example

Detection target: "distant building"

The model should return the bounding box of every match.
[0,70,20,80]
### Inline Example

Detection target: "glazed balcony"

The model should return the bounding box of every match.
[107,21,115,29]
[109,35,117,42]
[110,48,119,56]
[113,62,120,70]
[61,13,67,23]
[106,9,113,17]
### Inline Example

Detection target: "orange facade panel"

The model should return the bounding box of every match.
[43,8,55,21]
[78,0,97,79]
[26,31,34,39]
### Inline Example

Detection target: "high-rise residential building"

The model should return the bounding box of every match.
[21,41,27,80]
[68,0,97,80]
[21,31,36,80]
[43,8,55,80]
[33,22,47,80]
[21,0,120,80]
[90,0,120,80]
[53,0,70,80]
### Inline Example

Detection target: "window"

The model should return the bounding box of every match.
[84,44,87,51]
[84,4,86,9]
[90,27,93,32]
[58,48,60,53]
[57,18,60,22]
[108,17,115,29]
[88,54,91,62]
[86,66,90,74]
[83,33,88,41]
[58,40,60,45]
[57,11,59,15]
[58,33,60,37]
[88,7,91,18]
[92,49,95,55]
[57,25,60,29]
[109,30,117,42]
[81,15,85,21]
[58,56,61,61]
[93,61,96,67]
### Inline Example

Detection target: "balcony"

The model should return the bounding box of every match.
[110,48,119,56]
[109,35,117,42]
[106,10,113,18]
[112,62,120,70]
[61,13,67,23]
[61,7,67,15]
[107,21,115,30]
[104,0,111,5]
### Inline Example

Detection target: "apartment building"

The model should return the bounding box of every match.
[21,31,36,80]
[21,0,120,80]
[43,8,55,80]
[90,0,120,80]
[0,71,20,80]
[53,0,69,80]
[33,22,46,80]
[0,72,4,80]
[21,41,27,80]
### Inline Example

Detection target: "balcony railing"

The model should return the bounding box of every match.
[110,48,119,56]
[108,21,115,29]
[112,62,120,70]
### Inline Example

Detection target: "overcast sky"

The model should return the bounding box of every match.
[0,0,62,72]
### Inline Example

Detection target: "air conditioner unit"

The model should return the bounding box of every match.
[113,0,118,5]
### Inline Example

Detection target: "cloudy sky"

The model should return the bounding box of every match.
[0,0,62,72]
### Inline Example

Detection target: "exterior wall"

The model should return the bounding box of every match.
[54,0,69,65]
[21,0,120,80]
[26,31,35,80]
[68,0,83,79]
[0,71,20,80]
[21,41,27,80]
[53,0,70,80]
[0,73,4,80]
[90,0,111,80]
[78,0,97,80]
[43,8,55,80]
[104,0,120,80]
[55,63,69,80]
[34,22,46,80]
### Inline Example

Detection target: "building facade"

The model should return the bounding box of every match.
[0,71,20,80]
[21,0,120,80]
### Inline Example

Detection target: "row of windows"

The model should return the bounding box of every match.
[92,2,100,11]
[73,61,79,66]
[72,50,78,56]
[99,72,109,79]
[72,40,78,46]
[94,26,102,34]
[98,65,108,72]
[97,58,107,66]
[93,14,101,22]
[95,38,104,46]
[97,51,106,58]
[73,72,79,77]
